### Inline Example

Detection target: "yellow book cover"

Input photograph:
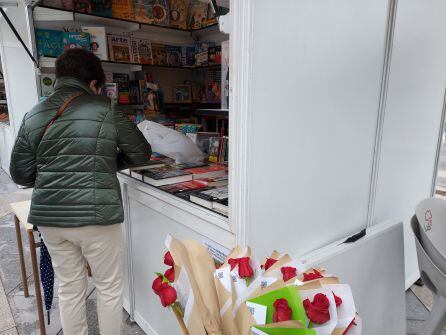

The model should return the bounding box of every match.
[111,0,134,20]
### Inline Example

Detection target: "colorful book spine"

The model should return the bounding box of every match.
[62,32,91,50]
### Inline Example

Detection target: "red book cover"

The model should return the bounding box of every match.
[185,165,226,175]
[160,180,208,193]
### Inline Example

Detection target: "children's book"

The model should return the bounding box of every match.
[133,38,153,65]
[111,0,135,20]
[35,29,64,57]
[189,0,208,30]
[81,27,108,60]
[40,73,56,97]
[107,34,131,62]
[113,73,130,104]
[151,0,170,26]
[133,0,155,23]
[151,43,167,65]
[102,83,118,104]
[168,0,188,29]
[62,32,91,50]
[166,45,182,67]
[92,0,112,16]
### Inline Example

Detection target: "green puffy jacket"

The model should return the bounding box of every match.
[10,77,151,227]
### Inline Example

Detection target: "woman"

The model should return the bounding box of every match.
[10,48,151,335]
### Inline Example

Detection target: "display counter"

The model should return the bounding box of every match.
[117,173,234,334]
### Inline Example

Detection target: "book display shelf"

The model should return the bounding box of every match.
[32,0,230,218]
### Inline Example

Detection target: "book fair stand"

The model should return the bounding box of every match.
[2,0,446,333]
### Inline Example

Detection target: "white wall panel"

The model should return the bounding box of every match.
[373,0,446,287]
[245,0,390,257]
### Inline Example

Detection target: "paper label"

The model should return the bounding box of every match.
[246,301,267,324]
[202,237,230,264]
[251,327,269,335]
[260,277,278,289]
[215,266,231,293]
[173,268,194,326]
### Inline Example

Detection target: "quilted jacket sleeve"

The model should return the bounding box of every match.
[115,108,152,170]
[10,117,37,187]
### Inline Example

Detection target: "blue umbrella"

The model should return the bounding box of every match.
[34,226,54,325]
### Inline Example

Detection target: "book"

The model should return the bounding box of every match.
[130,39,140,63]
[62,32,91,50]
[102,83,118,104]
[92,0,112,16]
[184,165,226,179]
[35,29,64,57]
[132,38,153,65]
[111,0,135,20]
[168,0,189,29]
[186,131,219,154]
[142,167,192,186]
[151,0,170,26]
[195,175,228,188]
[166,45,182,67]
[108,35,131,62]
[133,0,155,23]
[151,43,167,65]
[213,197,228,215]
[221,40,229,109]
[189,0,208,30]
[74,0,92,13]
[159,179,208,194]
[190,186,228,209]
[113,73,130,104]
[129,162,166,180]
[81,27,108,60]
[209,45,221,64]
[208,137,220,163]
[181,46,195,67]
[40,73,56,97]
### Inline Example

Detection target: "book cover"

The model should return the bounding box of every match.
[189,0,208,30]
[74,0,92,13]
[113,73,130,104]
[166,45,182,67]
[181,46,195,67]
[208,137,220,163]
[152,0,170,26]
[92,0,112,16]
[159,180,208,193]
[185,165,226,177]
[81,27,108,60]
[35,29,64,57]
[40,73,56,97]
[151,43,167,65]
[111,0,135,20]
[102,83,118,104]
[143,167,191,181]
[62,32,91,50]
[194,186,228,201]
[133,0,155,23]
[169,0,189,29]
[107,34,131,62]
[221,40,229,109]
[134,38,153,65]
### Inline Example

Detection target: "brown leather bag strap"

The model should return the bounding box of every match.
[43,92,83,135]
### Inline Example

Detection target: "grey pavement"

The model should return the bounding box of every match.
[0,168,144,335]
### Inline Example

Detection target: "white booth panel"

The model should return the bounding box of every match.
[246,0,390,256]
[373,0,446,287]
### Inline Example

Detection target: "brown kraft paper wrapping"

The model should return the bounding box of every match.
[167,235,222,335]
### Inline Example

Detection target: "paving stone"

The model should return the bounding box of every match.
[0,327,18,335]
[0,278,15,333]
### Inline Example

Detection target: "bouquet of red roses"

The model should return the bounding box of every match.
[152,236,362,335]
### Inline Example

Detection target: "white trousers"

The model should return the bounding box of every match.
[39,224,123,335]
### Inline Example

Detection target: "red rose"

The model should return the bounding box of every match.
[303,269,324,282]
[152,275,168,295]
[164,267,175,282]
[263,258,278,271]
[281,266,297,282]
[237,257,254,278]
[333,292,343,307]
[228,258,239,271]
[164,251,174,266]
[158,284,177,307]
[273,298,292,322]
[303,293,330,324]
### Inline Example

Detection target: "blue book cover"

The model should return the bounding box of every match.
[35,29,64,57]
[62,32,91,50]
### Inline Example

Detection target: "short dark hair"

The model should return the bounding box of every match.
[55,48,105,87]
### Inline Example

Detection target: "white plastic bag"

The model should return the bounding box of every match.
[138,121,205,164]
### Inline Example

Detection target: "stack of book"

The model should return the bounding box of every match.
[120,152,229,216]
